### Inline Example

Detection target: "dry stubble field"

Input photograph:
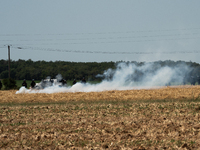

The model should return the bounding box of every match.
[1,86,200,149]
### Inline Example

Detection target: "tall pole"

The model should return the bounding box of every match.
[8,45,11,79]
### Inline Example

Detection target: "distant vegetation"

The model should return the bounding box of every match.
[2,78,17,90]
[1,59,200,84]
[0,59,115,81]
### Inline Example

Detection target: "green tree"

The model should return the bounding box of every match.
[2,78,17,90]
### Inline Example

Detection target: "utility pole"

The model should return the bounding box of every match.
[8,45,11,79]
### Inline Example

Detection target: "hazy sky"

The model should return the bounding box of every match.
[1,1,200,63]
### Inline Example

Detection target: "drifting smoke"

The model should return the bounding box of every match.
[16,62,191,94]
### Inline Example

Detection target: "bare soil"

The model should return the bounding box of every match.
[0,85,200,149]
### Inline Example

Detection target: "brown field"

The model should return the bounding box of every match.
[0,85,200,149]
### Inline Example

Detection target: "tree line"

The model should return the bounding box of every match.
[1,59,200,84]
[0,59,115,81]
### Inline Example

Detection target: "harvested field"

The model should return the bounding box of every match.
[1,85,200,103]
[0,85,200,149]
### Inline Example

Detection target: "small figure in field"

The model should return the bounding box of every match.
[73,79,77,85]
[0,80,2,90]
[81,77,86,84]
[50,78,53,86]
[60,79,67,86]
[22,79,27,88]
[62,79,67,86]
[31,79,36,88]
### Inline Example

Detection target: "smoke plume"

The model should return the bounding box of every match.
[16,61,191,94]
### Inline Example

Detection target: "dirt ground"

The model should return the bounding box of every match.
[0,85,200,149]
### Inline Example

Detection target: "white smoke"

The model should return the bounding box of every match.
[16,62,190,94]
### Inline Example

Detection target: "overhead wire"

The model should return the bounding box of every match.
[5,36,200,46]
[1,27,200,55]
[12,46,200,55]
[0,33,199,42]
[0,27,200,36]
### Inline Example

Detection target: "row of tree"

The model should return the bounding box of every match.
[1,59,200,84]
[0,59,115,81]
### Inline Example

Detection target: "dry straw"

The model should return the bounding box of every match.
[0,85,200,103]
[1,85,200,149]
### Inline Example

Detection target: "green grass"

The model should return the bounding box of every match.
[1,79,100,90]
[16,80,40,89]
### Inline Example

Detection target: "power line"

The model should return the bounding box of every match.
[0,33,199,42]
[13,46,200,55]
[6,36,200,46]
[0,27,200,36]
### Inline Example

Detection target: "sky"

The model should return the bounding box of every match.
[1,0,200,63]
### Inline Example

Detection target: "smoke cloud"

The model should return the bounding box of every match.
[16,62,191,94]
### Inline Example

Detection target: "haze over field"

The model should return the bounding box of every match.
[16,62,191,94]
